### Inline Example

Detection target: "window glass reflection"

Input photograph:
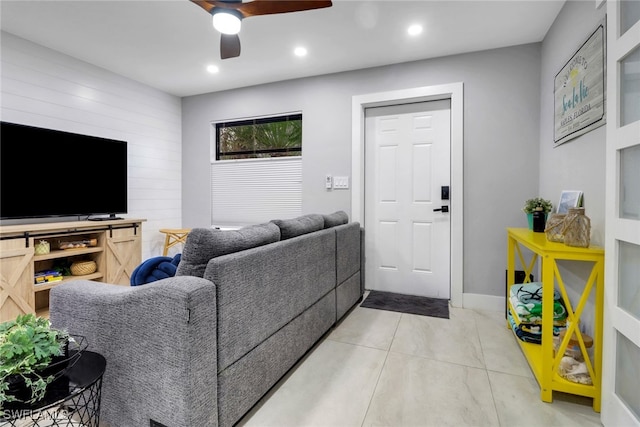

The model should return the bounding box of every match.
[621,0,640,36]
[618,241,640,319]
[621,47,640,126]
[615,332,640,419]
[620,146,640,219]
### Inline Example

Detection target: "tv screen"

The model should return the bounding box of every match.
[0,122,128,220]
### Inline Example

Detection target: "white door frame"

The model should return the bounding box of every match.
[351,83,464,308]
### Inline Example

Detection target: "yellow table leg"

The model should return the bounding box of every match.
[540,253,554,403]
[507,235,515,329]
[592,258,604,413]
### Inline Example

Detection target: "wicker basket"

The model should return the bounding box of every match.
[564,207,591,248]
[34,240,51,255]
[544,213,566,242]
[70,260,97,276]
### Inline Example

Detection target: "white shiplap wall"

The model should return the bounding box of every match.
[0,31,182,260]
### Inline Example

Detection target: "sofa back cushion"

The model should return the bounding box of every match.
[208,227,336,372]
[176,223,280,278]
[270,214,324,240]
[323,211,349,228]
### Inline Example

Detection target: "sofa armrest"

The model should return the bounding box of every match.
[50,277,217,427]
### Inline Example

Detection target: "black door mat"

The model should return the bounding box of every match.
[360,290,450,319]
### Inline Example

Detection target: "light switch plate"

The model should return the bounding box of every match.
[333,176,349,189]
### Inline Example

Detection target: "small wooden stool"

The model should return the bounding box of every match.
[159,228,191,256]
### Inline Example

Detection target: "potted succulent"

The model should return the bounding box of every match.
[523,197,553,231]
[0,314,69,414]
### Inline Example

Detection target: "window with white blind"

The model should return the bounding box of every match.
[210,113,302,227]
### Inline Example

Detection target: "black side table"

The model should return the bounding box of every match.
[1,351,106,427]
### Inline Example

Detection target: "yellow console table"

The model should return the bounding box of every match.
[506,227,604,412]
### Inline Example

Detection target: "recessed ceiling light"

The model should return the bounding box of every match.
[408,24,423,36]
[294,47,308,57]
[206,65,219,74]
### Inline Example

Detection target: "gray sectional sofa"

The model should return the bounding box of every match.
[49,212,362,427]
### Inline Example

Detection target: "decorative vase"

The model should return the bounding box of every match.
[5,374,31,403]
[5,336,74,405]
[544,213,566,242]
[42,336,70,377]
[563,207,591,247]
[532,210,547,232]
[527,212,534,230]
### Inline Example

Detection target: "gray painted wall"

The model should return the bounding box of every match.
[539,0,606,246]
[182,43,542,298]
[537,0,606,336]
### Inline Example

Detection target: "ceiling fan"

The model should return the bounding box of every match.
[190,0,333,59]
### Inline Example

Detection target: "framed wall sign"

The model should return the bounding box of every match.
[554,23,606,146]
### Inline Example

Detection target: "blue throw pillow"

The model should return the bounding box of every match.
[130,254,181,286]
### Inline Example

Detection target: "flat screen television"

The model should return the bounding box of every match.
[1,121,128,220]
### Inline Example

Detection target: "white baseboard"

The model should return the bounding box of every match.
[461,293,505,312]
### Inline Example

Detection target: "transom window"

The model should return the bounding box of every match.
[215,113,302,160]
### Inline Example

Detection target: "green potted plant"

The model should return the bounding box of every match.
[0,314,69,413]
[523,197,553,231]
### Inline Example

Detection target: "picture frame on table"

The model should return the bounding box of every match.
[557,190,584,214]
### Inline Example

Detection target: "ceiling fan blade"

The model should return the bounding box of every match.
[189,0,246,15]
[190,0,331,18]
[190,0,216,13]
[220,33,241,59]
[233,1,332,18]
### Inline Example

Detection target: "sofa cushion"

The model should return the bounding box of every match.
[271,214,324,240]
[175,223,280,278]
[209,227,336,373]
[323,211,349,228]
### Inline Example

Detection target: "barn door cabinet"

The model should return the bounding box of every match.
[0,219,144,321]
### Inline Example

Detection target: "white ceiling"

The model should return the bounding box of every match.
[0,0,565,98]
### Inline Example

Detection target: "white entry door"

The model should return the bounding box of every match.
[364,100,451,299]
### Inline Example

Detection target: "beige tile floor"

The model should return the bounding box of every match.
[238,299,603,427]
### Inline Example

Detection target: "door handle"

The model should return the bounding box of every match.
[433,206,449,213]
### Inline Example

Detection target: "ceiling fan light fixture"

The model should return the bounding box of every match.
[407,24,423,36]
[212,9,242,35]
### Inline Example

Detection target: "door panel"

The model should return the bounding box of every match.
[603,2,640,426]
[378,221,399,270]
[0,239,35,322]
[364,100,451,298]
[412,222,432,272]
[412,144,432,201]
[106,227,142,285]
